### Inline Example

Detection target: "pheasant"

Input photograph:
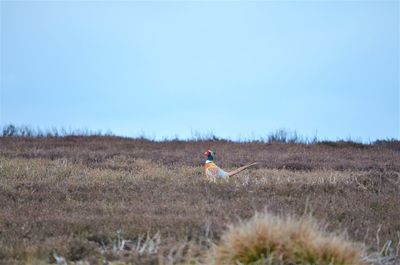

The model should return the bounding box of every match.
[203,150,259,182]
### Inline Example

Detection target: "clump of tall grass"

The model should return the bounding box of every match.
[210,212,365,265]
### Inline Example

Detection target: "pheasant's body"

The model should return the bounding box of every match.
[203,150,258,182]
[204,160,229,181]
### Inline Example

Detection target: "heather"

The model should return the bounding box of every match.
[0,136,399,264]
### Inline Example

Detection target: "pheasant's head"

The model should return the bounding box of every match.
[203,150,215,161]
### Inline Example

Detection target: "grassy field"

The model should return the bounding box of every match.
[0,136,399,264]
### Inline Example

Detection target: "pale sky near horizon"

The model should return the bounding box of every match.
[1,0,399,141]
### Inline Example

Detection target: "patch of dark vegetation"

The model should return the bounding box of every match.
[317,140,368,149]
[1,135,400,172]
[374,139,400,152]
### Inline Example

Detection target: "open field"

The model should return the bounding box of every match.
[0,136,399,264]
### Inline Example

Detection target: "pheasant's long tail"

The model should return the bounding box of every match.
[228,162,260,177]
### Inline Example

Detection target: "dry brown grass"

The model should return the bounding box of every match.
[212,212,365,265]
[0,136,399,264]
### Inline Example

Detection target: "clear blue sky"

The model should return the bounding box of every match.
[1,0,399,141]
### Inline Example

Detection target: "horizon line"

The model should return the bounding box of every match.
[0,123,398,144]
